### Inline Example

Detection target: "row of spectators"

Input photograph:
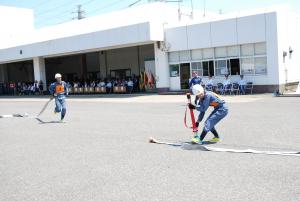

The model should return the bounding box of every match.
[189,72,253,95]
[0,77,141,95]
[0,80,44,95]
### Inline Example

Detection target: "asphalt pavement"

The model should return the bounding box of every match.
[0,94,299,201]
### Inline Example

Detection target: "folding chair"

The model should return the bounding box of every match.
[100,87,106,93]
[68,87,73,94]
[78,87,84,94]
[89,87,94,93]
[205,84,213,91]
[74,87,79,94]
[216,83,224,94]
[223,84,232,95]
[245,82,253,94]
[231,83,240,95]
[84,87,89,94]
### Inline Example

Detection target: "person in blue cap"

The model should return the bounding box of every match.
[49,73,68,122]
[189,71,202,89]
[188,84,228,143]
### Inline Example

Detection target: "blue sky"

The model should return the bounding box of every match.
[0,0,299,28]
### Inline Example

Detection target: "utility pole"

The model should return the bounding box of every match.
[203,0,206,17]
[73,5,85,20]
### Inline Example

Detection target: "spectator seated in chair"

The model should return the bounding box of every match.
[205,76,214,91]
[99,80,106,88]
[106,80,112,93]
[222,74,231,94]
[127,78,134,93]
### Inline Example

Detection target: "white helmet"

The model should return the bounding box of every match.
[55,73,62,79]
[192,84,204,95]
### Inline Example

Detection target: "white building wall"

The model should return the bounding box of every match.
[264,12,280,86]
[236,14,266,44]
[276,11,300,85]
[154,42,170,91]
[187,22,212,49]
[210,18,237,47]
[0,22,157,64]
[165,12,280,87]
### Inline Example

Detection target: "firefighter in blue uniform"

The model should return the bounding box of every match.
[49,73,68,122]
[188,84,228,143]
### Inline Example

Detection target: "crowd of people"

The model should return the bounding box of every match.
[189,72,252,95]
[0,80,44,95]
[0,76,140,96]
[1,72,253,96]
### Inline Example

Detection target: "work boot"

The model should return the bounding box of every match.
[209,137,220,143]
[191,135,202,144]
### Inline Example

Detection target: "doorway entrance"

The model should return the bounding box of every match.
[180,63,190,89]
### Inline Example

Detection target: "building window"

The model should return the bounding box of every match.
[215,47,227,58]
[241,44,254,56]
[203,61,209,76]
[255,42,266,55]
[169,52,179,62]
[241,58,254,75]
[179,50,191,61]
[168,42,267,78]
[202,48,214,59]
[215,60,228,76]
[229,59,240,75]
[169,64,179,77]
[202,61,214,76]
[191,49,202,60]
[191,62,203,76]
[209,61,214,76]
[255,57,267,74]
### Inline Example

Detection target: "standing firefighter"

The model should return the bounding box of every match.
[49,73,68,122]
[188,84,228,144]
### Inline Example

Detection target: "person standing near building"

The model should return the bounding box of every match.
[188,84,228,144]
[238,75,247,95]
[49,73,68,122]
[189,71,202,89]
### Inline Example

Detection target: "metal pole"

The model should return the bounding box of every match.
[203,0,206,17]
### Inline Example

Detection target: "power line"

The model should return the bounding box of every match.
[35,0,78,16]
[37,18,73,27]
[34,0,99,20]
[36,3,87,26]
[35,0,139,27]
[128,0,143,7]
[86,0,128,16]
[32,0,52,9]
[35,11,73,26]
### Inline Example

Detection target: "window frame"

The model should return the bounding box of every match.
[168,42,267,78]
[169,64,180,77]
